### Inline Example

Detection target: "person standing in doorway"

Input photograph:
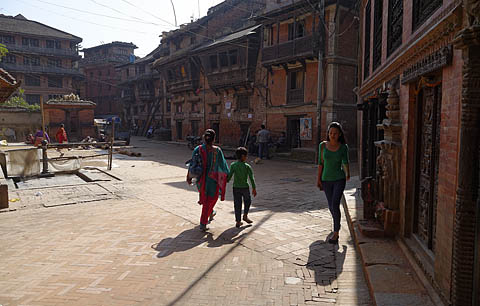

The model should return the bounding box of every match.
[317,122,350,244]
[257,124,270,160]
[187,129,230,231]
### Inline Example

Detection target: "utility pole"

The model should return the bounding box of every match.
[316,0,325,162]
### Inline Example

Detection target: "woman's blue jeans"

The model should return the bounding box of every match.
[322,179,346,232]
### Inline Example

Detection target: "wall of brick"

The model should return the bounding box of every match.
[433,49,462,297]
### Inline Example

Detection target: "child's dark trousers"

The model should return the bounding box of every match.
[233,187,251,222]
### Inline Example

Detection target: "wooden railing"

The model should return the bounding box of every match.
[262,35,317,64]
[207,68,250,89]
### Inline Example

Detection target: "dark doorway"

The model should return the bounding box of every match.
[413,84,442,253]
[287,117,301,149]
[65,110,79,141]
[176,121,183,140]
[211,122,220,143]
[239,123,250,147]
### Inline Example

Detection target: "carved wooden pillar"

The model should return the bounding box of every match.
[374,86,402,211]
[452,25,480,306]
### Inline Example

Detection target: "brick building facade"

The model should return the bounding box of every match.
[259,0,358,157]
[117,45,166,136]
[147,0,358,153]
[80,42,136,118]
[152,0,267,146]
[0,14,83,104]
[357,0,480,304]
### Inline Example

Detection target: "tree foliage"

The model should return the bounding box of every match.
[0,43,8,59]
[4,89,41,111]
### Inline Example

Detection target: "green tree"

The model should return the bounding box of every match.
[0,43,8,60]
[4,88,40,111]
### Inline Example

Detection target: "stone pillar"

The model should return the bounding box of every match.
[452,25,480,306]
[374,86,402,234]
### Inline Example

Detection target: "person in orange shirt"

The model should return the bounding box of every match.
[55,124,68,144]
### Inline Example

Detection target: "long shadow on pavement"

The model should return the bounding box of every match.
[153,228,212,258]
[305,240,347,286]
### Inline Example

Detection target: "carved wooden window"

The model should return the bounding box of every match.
[229,50,238,66]
[25,75,40,86]
[413,0,442,30]
[209,54,218,71]
[219,52,228,68]
[211,104,218,114]
[372,0,382,71]
[48,76,63,88]
[287,70,304,105]
[4,54,16,64]
[25,94,40,105]
[387,0,403,56]
[191,120,199,136]
[237,95,249,110]
[364,0,371,80]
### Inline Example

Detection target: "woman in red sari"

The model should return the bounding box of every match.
[187,129,229,231]
[55,124,68,144]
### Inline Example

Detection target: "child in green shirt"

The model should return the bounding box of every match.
[227,147,257,228]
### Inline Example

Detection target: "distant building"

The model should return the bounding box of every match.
[259,0,358,155]
[153,0,266,144]
[117,45,166,135]
[80,42,137,118]
[0,14,83,104]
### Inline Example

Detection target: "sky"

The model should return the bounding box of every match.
[1,0,225,57]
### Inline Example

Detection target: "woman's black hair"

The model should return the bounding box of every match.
[326,122,346,144]
[203,129,216,145]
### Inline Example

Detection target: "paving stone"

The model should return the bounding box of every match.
[0,139,372,305]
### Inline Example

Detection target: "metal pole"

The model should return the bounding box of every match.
[41,140,49,174]
[316,0,325,163]
[203,72,206,131]
[40,95,46,141]
[108,120,115,170]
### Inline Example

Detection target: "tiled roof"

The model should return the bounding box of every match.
[0,14,82,42]
[45,99,96,106]
[195,25,261,51]
[81,41,137,51]
[0,68,21,103]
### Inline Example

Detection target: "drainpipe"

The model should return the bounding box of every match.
[316,0,325,162]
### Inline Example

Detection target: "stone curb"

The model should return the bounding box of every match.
[341,186,443,306]
[341,192,378,306]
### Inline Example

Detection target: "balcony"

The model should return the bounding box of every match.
[261,35,318,65]
[2,42,79,58]
[287,88,304,105]
[167,79,198,94]
[139,90,154,101]
[207,68,252,90]
[0,63,83,77]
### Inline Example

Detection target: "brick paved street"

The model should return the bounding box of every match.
[0,139,371,306]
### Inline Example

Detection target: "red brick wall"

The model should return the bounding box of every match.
[305,62,319,103]
[433,49,462,296]
[269,68,287,106]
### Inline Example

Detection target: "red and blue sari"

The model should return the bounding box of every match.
[193,144,229,225]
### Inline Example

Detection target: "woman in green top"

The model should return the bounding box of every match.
[317,122,350,244]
